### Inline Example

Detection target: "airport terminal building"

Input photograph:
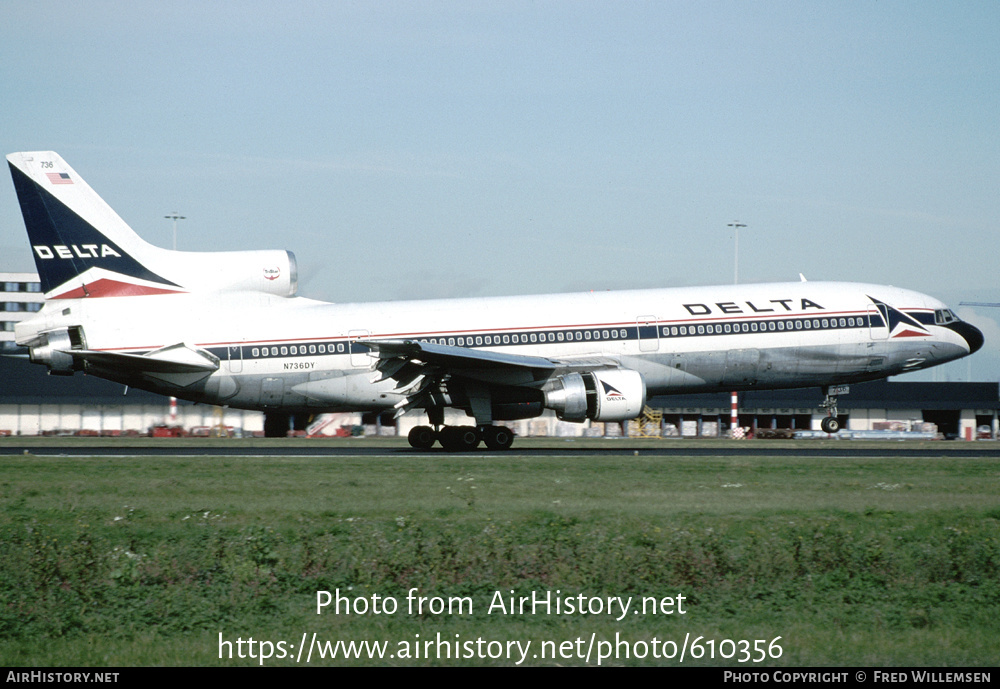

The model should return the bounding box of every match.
[1,271,44,353]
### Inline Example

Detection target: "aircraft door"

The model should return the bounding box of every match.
[868,306,889,340]
[637,316,660,352]
[226,344,243,373]
[349,330,371,367]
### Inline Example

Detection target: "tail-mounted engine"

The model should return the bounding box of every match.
[199,249,298,297]
[26,326,86,376]
[543,369,646,422]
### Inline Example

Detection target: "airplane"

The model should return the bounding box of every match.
[5,151,985,450]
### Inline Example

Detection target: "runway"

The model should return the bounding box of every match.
[6,443,1000,459]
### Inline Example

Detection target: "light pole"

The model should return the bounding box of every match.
[727,221,746,439]
[728,221,746,285]
[163,212,185,430]
[164,212,186,250]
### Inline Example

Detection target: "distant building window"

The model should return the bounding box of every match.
[2,282,40,292]
[4,302,22,312]
[26,303,42,312]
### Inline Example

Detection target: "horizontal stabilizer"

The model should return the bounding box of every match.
[64,342,220,374]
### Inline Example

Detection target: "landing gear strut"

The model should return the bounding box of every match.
[405,392,517,451]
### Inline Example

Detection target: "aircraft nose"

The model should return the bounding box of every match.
[949,321,984,354]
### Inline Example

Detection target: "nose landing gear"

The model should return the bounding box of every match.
[820,385,848,434]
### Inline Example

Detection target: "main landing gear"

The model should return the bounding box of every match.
[407,424,515,452]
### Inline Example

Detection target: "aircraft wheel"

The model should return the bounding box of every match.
[482,425,515,451]
[821,416,840,434]
[407,425,437,450]
[439,426,480,452]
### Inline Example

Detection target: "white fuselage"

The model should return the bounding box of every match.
[18,280,974,415]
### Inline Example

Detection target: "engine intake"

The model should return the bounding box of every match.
[543,369,646,422]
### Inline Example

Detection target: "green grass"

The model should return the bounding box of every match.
[0,440,998,666]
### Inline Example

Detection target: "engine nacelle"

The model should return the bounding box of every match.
[187,249,298,297]
[26,326,86,376]
[543,369,646,422]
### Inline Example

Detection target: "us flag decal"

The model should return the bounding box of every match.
[46,172,73,184]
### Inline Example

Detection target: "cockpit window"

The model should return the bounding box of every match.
[934,309,958,325]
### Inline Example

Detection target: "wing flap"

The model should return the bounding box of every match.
[366,339,558,372]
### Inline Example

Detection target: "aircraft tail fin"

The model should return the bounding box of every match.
[7,152,297,299]
[6,151,186,298]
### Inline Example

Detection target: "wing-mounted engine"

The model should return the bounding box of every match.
[542,369,646,421]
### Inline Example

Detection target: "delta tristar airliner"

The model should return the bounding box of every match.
[6,151,984,450]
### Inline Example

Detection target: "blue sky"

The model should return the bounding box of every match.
[2,1,999,381]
